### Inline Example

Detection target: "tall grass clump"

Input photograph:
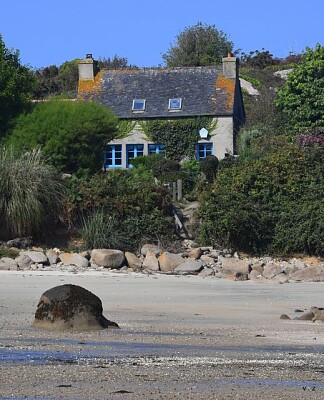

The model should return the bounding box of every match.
[0,147,64,240]
[79,209,126,250]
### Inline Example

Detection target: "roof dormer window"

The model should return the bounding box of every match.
[132,99,146,112]
[168,98,182,110]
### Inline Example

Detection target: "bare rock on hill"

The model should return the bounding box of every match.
[33,284,119,331]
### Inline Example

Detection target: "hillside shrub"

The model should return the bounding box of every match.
[198,141,324,256]
[64,170,175,251]
[200,155,219,182]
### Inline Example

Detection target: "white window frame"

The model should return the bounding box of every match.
[132,99,146,112]
[168,98,182,110]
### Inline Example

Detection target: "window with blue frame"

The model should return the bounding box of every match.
[148,144,166,155]
[196,143,213,160]
[104,145,122,168]
[126,144,144,168]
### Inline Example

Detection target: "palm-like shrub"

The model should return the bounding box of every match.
[0,147,64,240]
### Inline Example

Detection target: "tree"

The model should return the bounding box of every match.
[33,65,60,99]
[98,55,137,69]
[275,44,324,135]
[162,22,233,67]
[240,49,280,69]
[0,35,35,137]
[33,60,80,99]
[0,147,64,240]
[7,100,117,175]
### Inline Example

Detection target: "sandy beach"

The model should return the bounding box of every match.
[1,270,324,399]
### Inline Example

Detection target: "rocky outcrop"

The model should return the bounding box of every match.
[33,284,119,331]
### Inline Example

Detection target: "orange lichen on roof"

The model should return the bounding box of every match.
[216,74,235,112]
[78,69,104,99]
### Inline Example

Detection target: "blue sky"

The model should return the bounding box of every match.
[1,0,323,68]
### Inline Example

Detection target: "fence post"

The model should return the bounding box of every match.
[172,182,177,202]
[177,179,182,201]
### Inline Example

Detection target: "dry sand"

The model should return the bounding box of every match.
[0,270,324,399]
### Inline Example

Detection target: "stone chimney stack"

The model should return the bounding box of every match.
[222,53,239,79]
[78,54,97,81]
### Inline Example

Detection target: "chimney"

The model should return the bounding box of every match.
[78,54,98,81]
[222,53,239,79]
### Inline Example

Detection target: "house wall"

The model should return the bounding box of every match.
[106,117,234,168]
[198,117,234,158]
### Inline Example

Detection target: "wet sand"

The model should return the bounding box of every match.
[0,270,324,399]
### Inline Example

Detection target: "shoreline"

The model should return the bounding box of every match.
[1,271,324,399]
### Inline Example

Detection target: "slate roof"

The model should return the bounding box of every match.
[79,66,237,119]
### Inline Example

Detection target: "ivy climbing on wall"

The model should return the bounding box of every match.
[139,116,216,160]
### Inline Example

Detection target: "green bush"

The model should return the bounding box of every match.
[6,100,117,175]
[200,155,219,182]
[198,141,324,256]
[0,147,64,240]
[64,169,175,251]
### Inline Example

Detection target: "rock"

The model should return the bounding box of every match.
[91,249,125,268]
[187,247,203,260]
[209,250,223,258]
[249,269,262,281]
[221,258,251,275]
[33,284,119,331]
[291,265,324,282]
[59,253,89,269]
[20,251,48,264]
[5,237,33,249]
[46,249,59,265]
[140,243,160,257]
[198,268,214,278]
[273,272,289,284]
[158,252,184,273]
[80,250,91,260]
[200,255,216,265]
[239,78,260,95]
[224,271,249,281]
[182,239,200,249]
[298,311,314,321]
[174,260,204,274]
[0,257,18,270]
[125,252,142,271]
[143,251,159,271]
[15,254,32,269]
[251,262,264,275]
[262,263,283,279]
[273,69,293,80]
[310,307,324,322]
[280,314,291,320]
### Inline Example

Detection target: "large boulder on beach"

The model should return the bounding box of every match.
[91,249,125,268]
[20,251,48,264]
[221,258,251,275]
[158,252,184,272]
[33,284,119,331]
[59,252,89,268]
